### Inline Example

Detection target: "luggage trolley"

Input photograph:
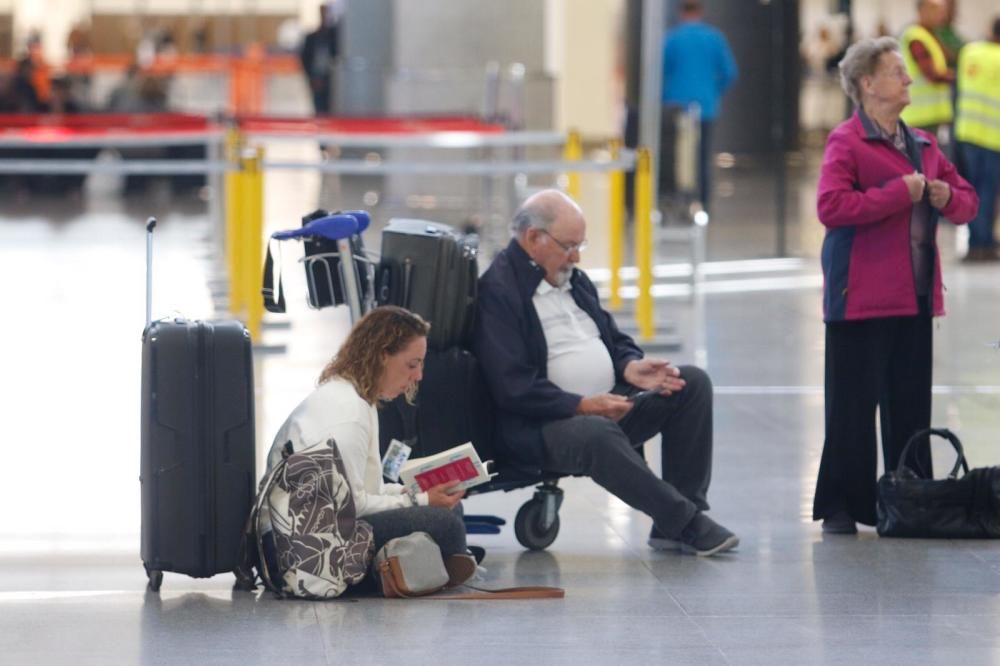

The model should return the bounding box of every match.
[266,212,570,550]
[264,209,377,323]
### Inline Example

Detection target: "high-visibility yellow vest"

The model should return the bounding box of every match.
[900,25,954,127]
[955,41,1000,152]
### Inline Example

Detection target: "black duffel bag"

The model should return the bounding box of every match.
[877,428,1000,538]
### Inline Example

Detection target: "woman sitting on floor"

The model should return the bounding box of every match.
[268,305,474,582]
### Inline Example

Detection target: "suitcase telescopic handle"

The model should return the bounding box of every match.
[145,217,157,328]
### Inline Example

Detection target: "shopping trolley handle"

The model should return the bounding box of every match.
[271,211,369,242]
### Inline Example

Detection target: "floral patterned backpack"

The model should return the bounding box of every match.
[237,439,374,599]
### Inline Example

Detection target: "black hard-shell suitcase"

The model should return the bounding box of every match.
[378,347,496,462]
[140,217,256,591]
[377,219,478,350]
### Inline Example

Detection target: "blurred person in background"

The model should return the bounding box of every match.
[935,0,966,68]
[11,55,45,112]
[38,76,92,198]
[900,0,955,144]
[813,37,978,534]
[300,1,341,115]
[954,17,1000,262]
[659,0,737,213]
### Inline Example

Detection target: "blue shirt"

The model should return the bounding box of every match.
[661,21,738,120]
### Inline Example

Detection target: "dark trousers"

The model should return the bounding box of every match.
[813,313,933,526]
[348,504,466,595]
[309,81,332,116]
[364,504,467,556]
[540,365,713,537]
[958,141,1000,249]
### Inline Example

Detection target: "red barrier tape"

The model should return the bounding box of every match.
[0,113,506,142]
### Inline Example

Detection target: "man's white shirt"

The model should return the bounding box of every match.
[533,278,616,396]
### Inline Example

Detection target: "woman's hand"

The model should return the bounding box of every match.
[426,482,465,509]
[902,172,926,203]
[927,179,951,210]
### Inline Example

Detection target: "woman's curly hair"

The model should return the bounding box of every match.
[318,305,430,405]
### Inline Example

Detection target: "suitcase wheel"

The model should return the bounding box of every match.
[514,499,560,551]
[145,566,163,592]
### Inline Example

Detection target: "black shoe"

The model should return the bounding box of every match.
[467,545,486,565]
[821,510,857,534]
[647,525,681,551]
[676,513,739,557]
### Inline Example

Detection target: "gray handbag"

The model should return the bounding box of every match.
[374,532,454,597]
[374,532,564,600]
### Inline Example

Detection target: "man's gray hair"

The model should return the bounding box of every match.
[838,36,900,106]
[511,198,557,236]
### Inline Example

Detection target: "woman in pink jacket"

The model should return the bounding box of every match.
[813,37,978,534]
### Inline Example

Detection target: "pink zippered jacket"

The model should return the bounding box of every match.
[817,111,978,322]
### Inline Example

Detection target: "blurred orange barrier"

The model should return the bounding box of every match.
[0,54,298,114]
[0,54,299,75]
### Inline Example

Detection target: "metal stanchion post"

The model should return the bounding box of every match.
[608,138,625,311]
[207,124,225,263]
[225,127,245,320]
[563,128,582,200]
[242,146,265,342]
[635,147,654,340]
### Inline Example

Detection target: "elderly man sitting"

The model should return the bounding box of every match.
[472,189,738,556]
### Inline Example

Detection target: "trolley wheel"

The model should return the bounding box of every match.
[514,499,560,551]
[146,567,163,592]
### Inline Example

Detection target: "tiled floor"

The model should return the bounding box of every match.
[2,116,1000,664]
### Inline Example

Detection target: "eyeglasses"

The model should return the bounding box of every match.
[539,229,588,254]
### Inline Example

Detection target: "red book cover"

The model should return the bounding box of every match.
[413,458,479,491]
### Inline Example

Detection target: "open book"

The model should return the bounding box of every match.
[398,442,494,493]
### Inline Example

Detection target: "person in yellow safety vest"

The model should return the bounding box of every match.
[955,17,1000,262]
[935,0,966,68]
[900,0,955,133]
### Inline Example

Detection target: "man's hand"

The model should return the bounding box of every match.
[927,179,951,210]
[426,483,465,509]
[623,358,686,396]
[902,172,926,203]
[576,393,633,422]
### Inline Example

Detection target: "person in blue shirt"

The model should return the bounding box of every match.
[661,0,738,212]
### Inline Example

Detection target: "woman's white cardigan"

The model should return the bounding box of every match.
[267,376,428,517]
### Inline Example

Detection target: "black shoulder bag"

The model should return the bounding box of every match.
[877,428,1000,538]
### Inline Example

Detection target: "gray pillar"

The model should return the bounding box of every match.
[338,0,394,114]
[704,0,800,155]
[638,0,666,203]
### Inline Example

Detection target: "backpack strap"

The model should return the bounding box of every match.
[420,585,565,600]
[252,454,291,598]
[233,508,261,591]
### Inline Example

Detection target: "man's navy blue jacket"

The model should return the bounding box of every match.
[472,239,643,469]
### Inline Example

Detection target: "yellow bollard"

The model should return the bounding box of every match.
[563,128,582,200]
[608,138,625,311]
[241,146,265,342]
[224,127,245,320]
[634,147,654,341]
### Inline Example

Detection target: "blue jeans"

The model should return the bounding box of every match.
[958,142,1000,249]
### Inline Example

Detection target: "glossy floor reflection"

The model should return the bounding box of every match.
[2,139,1000,664]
